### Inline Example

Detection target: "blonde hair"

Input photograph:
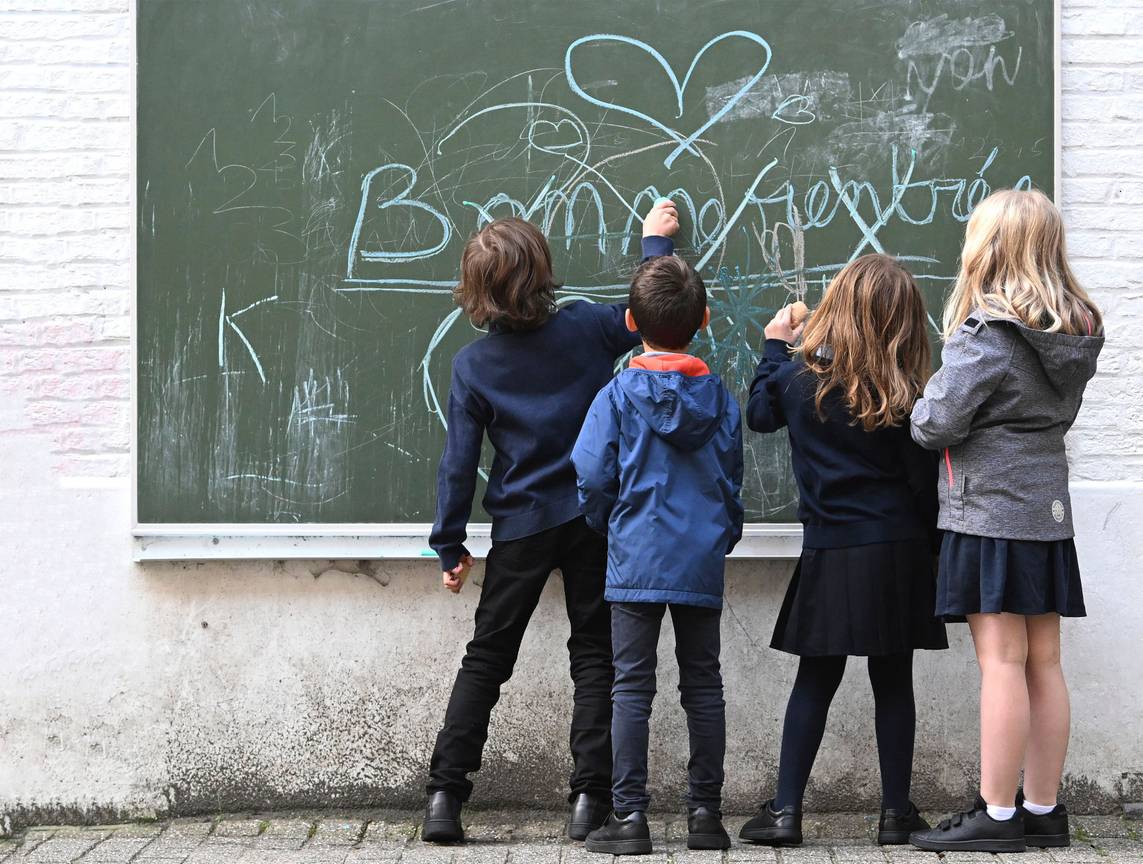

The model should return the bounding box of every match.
[944,188,1103,339]
[799,254,932,431]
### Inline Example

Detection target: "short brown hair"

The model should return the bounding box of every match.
[629,255,707,350]
[453,218,558,330]
[799,254,932,431]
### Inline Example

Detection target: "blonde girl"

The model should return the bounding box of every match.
[910,189,1104,853]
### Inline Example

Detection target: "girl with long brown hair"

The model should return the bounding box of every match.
[739,253,947,848]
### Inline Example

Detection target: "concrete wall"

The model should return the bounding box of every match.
[2,0,1142,835]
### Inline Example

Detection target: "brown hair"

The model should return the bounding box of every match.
[629,255,707,350]
[944,188,1102,339]
[454,218,558,330]
[799,254,932,431]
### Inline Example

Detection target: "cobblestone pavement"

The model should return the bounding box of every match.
[2,810,1139,863]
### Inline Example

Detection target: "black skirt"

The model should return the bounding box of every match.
[936,532,1086,621]
[771,539,948,657]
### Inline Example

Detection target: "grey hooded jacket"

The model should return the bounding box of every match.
[910,310,1104,541]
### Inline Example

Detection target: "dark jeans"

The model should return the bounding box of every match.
[610,602,725,813]
[427,517,613,803]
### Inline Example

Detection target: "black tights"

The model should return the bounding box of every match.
[774,652,915,811]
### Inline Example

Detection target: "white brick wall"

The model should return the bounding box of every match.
[1,0,1142,828]
[0,0,131,481]
[1059,1,1143,481]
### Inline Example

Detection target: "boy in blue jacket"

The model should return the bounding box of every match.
[572,251,744,855]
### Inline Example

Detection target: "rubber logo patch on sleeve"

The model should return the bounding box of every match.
[1052,500,1065,523]
[961,317,984,334]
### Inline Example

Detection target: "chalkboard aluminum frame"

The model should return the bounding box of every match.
[130,0,1063,561]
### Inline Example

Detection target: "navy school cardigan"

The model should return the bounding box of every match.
[746,338,939,550]
[429,235,674,570]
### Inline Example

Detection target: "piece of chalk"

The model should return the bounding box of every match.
[420,549,436,557]
[655,197,672,205]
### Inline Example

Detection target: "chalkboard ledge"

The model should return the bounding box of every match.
[132,523,802,562]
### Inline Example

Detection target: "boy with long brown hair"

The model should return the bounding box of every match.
[423,202,680,844]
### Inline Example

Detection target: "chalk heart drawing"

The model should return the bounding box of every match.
[526,117,584,153]
[564,30,772,169]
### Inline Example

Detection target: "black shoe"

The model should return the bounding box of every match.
[1017,790,1070,847]
[739,798,802,846]
[584,811,653,855]
[687,806,731,850]
[567,793,611,841]
[421,790,463,843]
[910,795,1025,853]
[878,801,929,845]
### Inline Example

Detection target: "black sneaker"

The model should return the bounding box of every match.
[878,801,929,845]
[567,793,611,841]
[1017,790,1070,847]
[687,806,731,850]
[739,798,802,846]
[909,795,1025,853]
[585,811,653,855]
[420,790,463,843]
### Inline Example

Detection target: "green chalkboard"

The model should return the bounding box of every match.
[137,0,1054,525]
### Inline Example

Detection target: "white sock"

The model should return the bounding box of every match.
[1023,800,1057,815]
[985,804,1018,821]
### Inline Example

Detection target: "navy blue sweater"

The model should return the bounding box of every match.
[746,339,938,550]
[429,235,673,570]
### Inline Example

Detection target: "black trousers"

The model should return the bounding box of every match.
[427,517,613,802]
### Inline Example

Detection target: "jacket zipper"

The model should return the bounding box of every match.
[944,448,954,487]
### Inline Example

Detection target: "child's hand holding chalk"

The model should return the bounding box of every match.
[642,197,679,239]
[765,301,810,344]
[789,300,810,327]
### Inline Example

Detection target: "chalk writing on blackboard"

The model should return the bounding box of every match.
[337,28,1030,435]
[137,4,1051,524]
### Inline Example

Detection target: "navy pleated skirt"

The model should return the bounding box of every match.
[936,531,1086,621]
[771,539,948,657]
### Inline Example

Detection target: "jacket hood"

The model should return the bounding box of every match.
[975,310,1104,393]
[1015,324,1103,389]
[617,362,727,451]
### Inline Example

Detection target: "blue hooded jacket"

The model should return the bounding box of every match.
[571,354,744,609]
